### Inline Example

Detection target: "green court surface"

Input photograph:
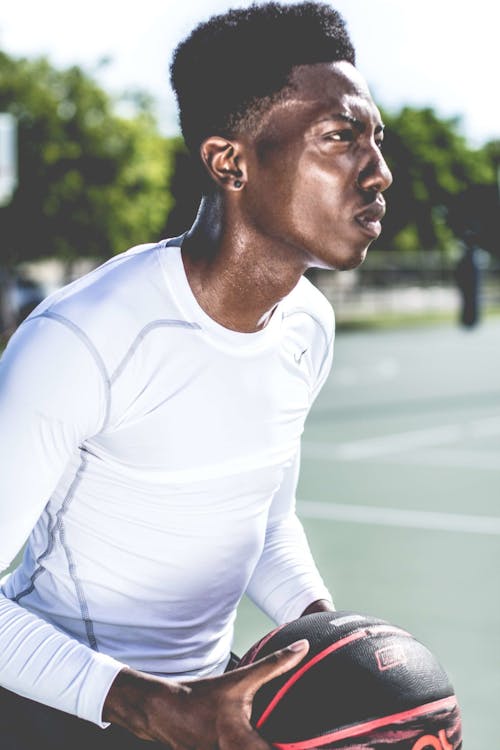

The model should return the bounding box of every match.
[234,318,500,749]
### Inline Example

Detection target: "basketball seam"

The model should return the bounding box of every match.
[256,625,411,729]
[240,623,288,667]
[271,696,458,750]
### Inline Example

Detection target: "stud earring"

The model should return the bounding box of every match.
[234,180,242,188]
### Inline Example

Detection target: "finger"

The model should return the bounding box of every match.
[233,638,309,695]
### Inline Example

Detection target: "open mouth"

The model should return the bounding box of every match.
[356,216,382,239]
[355,215,382,238]
[354,202,386,239]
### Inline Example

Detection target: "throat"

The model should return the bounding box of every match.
[180,196,304,333]
[184,259,280,333]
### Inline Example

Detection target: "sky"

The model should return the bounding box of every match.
[0,0,499,146]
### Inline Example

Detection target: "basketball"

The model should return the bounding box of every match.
[241,611,462,749]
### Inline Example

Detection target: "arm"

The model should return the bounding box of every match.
[0,314,110,571]
[247,314,335,624]
[0,315,123,724]
[245,449,334,624]
[0,315,310,748]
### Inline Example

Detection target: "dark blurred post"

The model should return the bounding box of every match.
[0,268,10,340]
[455,230,481,328]
[0,113,18,338]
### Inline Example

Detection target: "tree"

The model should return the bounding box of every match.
[377,107,496,254]
[0,51,173,270]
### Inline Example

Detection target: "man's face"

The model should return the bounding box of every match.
[242,61,392,271]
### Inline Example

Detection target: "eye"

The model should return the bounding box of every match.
[323,129,354,143]
[375,138,384,151]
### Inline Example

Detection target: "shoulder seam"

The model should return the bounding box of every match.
[29,311,112,431]
[283,306,332,347]
[110,319,201,385]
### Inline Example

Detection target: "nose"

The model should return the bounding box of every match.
[357,150,393,193]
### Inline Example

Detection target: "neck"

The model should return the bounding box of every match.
[181,194,308,333]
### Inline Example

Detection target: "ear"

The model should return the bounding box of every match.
[200,137,247,192]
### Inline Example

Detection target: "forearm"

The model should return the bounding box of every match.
[246,513,333,623]
[0,594,123,725]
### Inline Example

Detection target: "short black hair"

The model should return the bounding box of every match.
[170,2,355,156]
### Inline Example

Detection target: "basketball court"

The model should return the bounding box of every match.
[234,316,500,748]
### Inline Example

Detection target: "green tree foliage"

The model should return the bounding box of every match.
[0,51,173,267]
[379,107,498,254]
[1,48,498,267]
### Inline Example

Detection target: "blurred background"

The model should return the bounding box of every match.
[1,0,499,746]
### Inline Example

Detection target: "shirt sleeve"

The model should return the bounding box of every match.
[0,314,124,725]
[245,448,333,624]
[246,303,335,624]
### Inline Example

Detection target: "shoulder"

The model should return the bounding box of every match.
[25,240,181,377]
[281,274,335,350]
[280,275,335,397]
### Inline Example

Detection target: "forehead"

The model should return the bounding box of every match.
[256,61,382,141]
[292,61,379,121]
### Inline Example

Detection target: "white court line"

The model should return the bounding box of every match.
[378,448,499,471]
[303,415,500,461]
[297,500,500,536]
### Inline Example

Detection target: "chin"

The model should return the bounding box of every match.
[338,245,369,271]
[322,243,369,272]
[305,235,371,272]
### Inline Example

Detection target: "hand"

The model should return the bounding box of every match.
[103,638,309,749]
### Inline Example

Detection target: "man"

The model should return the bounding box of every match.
[0,3,392,748]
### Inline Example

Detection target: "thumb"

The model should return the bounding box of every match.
[235,639,309,697]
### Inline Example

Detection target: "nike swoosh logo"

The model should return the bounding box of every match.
[294,348,308,364]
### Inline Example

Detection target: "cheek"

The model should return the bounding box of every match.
[286,164,346,226]
[248,148,350,241]
[246,155,297,227]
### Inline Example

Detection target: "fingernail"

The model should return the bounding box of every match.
[288,639,309,652]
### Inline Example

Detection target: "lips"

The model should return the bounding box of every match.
[354,201,386,239]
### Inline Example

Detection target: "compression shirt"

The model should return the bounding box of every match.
[0,238,334,726]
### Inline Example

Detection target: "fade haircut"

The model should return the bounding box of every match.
[170,2,355,158]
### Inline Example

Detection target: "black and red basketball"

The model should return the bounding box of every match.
[241,611,462,749]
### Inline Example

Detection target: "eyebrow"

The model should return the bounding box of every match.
[319,113,385,134]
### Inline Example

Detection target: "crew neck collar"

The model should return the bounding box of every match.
[159,241,283,353]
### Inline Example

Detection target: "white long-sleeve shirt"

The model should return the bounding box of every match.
[0,238,334,726]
